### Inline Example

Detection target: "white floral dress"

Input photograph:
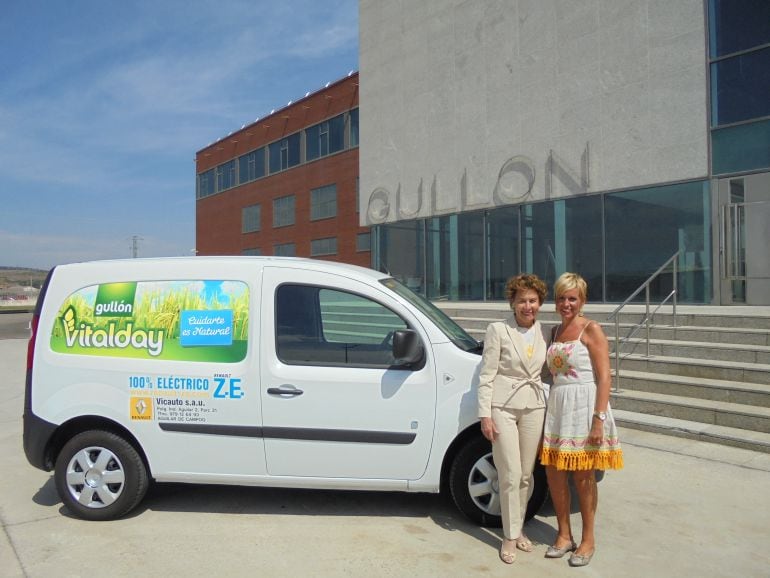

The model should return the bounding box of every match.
[540,325,623,471]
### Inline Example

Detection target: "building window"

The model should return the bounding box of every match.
[711,46,770,126]
[310,184,337,220]
[274,242,296,257]
[238,148,265,184]
[349,108,359,147]
[268,133,300,174]
[197,169,215,199]
[310,237,337,256]
[712,118,770,174]
[242,204,261,233]
[356,232,371,252]
[306,114,345,161]
[215,160,237,192]
[273,195,295,228]
[709,0,770,57]
[242,247,261,256]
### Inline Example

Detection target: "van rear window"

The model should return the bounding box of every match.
[50,280,249,362]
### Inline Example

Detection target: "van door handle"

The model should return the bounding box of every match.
[267,387,304,396]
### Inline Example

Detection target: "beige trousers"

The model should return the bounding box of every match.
[491,406,546,539]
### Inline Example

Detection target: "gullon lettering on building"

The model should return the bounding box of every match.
[60,306,165,357]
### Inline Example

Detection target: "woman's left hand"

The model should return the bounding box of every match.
[588,420,604,446]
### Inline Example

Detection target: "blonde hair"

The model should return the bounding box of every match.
[553,272,588,302]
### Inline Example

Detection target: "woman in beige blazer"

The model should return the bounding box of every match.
[478,274,548,565]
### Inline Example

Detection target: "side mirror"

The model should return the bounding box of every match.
[392,329,424,366]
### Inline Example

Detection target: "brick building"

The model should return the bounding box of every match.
[195,72,369,266]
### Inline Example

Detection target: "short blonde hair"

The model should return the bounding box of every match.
[505,274,548,306]
[553,272,588,302]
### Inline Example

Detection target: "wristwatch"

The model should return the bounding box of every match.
[593,410,607,421]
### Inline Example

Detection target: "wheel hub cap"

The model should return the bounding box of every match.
[85,469,103,488]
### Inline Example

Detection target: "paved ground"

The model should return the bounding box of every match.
[2,313,770,577]
[0,311,31,340]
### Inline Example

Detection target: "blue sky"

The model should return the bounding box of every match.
[0,0,358,270]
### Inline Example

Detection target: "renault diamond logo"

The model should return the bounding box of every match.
[130,396,153,420]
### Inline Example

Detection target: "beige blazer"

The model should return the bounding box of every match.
[477,316,547,417]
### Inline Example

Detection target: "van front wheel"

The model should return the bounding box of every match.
[449,435,548,527]
[54,430,148,521]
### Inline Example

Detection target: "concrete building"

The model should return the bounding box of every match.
[359,0,770,304]
[196,73,369,267]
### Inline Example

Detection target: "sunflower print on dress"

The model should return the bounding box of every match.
[547,343,579,378]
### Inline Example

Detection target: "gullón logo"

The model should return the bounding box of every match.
[60,306,165,357]
[94,282,137,317]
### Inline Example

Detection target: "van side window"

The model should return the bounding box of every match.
[276,284,408,367]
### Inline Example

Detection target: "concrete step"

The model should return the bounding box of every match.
[619,354,770,385]
[613,409,770,454]
[615,369,770,408]
[613,338,770,364]
[438,303,770,330]
[632,325,770,346]
[611,390,770,434]
[459,316,770,347]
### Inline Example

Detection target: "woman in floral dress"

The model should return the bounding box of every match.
[540,272,623,567]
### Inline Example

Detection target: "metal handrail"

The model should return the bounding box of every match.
[608,251,679,391]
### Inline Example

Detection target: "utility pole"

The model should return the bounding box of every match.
[130,236,144,258]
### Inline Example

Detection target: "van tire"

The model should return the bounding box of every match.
[449,435,548,527]
[54,430,148,521]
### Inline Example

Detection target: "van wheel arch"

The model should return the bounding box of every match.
[54,429,149,520]
[48,416,151,479]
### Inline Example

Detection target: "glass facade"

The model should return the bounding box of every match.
[374,221,425,294]
[711,46,770,126]
[712,118,770,174]
[605,182,710,302]
[709,0,770,175]
[486,207,519,300]
[708,0,770,57]
[522,196,603,299]
[373,181,711,303]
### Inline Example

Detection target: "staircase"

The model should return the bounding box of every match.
[436,302,770,454]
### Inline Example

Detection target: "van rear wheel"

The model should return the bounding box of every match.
[449,435,548,527]
[54,430,148,521]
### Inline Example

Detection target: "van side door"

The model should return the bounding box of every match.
[260,266,437,480]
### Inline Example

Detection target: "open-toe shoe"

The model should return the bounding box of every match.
[499,542,517,564]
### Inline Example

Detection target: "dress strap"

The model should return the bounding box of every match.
[577,321,594,341]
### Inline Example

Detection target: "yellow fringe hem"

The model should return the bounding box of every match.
[540,447,624,471]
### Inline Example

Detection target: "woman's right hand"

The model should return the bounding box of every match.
[480,416,499,442]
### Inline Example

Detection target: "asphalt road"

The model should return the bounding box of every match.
[2,331,770,577]
[0,311,31,340]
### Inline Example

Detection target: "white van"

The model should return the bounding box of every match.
[24,257,546,522]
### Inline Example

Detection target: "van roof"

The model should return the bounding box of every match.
[53,256,390,282]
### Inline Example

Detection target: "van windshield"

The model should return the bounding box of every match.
[380,278,481,353]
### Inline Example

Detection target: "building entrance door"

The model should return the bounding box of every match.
[718,173,770,305]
